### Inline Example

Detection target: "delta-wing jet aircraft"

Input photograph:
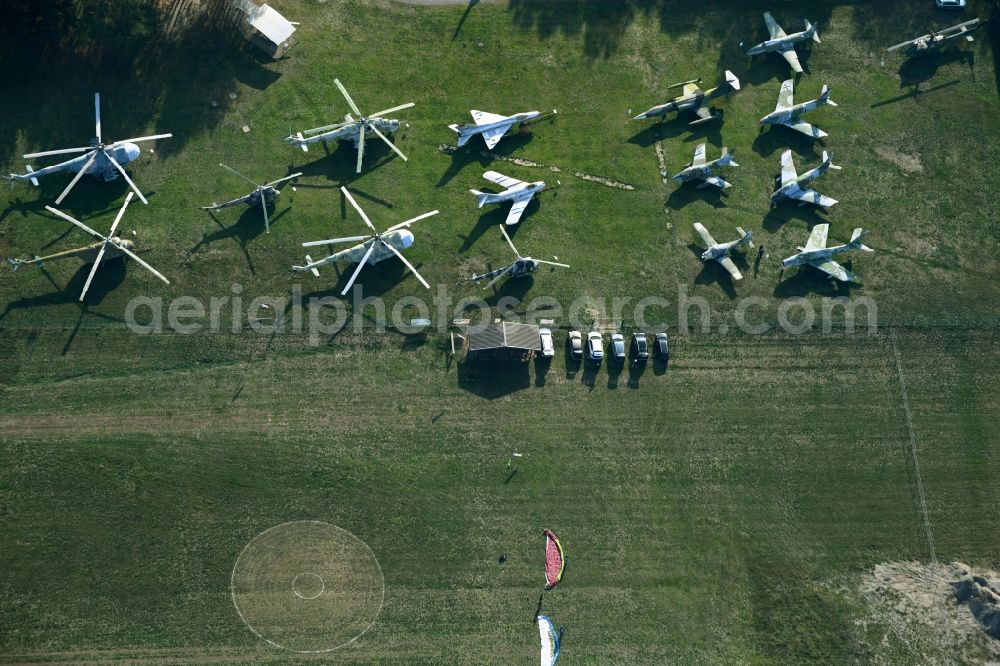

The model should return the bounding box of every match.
[469,171,546,226]
[449,110,555,150]
[782,224,872,282]
[633,71,741,124]
[760,79,837,139]
[672,143,739,189]
[693,223,754,281]
[746,12,821,73]
[771,150,841,208]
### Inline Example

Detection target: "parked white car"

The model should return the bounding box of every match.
[539,328,554,357]
[586,331,604,362]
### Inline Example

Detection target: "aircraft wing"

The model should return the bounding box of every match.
[804,223,829,251]
[785,120,827,139]
[698,176,731,189]
[483,170,524,189]
[717,256,743,281]
[779,45,804,73]
[482,124,512,150]
[693,222,717,248]
[780,150,798,186]
[775,79,795,111]
[787,188,838,208]
[471,110,509,126]
[683,83,702,97]
[809,258,853,281]
[694,105,712,121]
[691,143,707,167]
[504,197,531,226]
[764,12,787,39]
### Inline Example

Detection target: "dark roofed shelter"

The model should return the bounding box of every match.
[466,321,541,360]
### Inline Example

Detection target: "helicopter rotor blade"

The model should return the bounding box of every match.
[220,163,259,188]
[368,123,407,162]
[264,172,303,188]
[260,195,270,233]
[384,241,429,290]
[369,102,415,119]
[341,186,376,232]
[534,259,570,268]
[54,151,99,205]
[94,92,102,143]
[484,264,515,290]
[385,210,438,232]
[23,146,93,159]
[340,243,376,296]
[302,235,369,248]
[303,122,349,136]
[106,150,148,204]
[45,205,106,241]
[355,125,366,174]
[114,242,170,285]
[111,133,172,146]
[79,240,109,302]
[334,79,363,116]
[499,225,521,258]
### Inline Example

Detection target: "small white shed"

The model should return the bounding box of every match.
[242,2,297,58]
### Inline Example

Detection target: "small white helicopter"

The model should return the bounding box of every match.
[6,93,172,205]
[461,225,569,289]
[293,187,438,296]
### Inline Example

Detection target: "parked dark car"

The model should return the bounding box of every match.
[632,332,649,362]
[568,330,583,360]
[654,332,669,361]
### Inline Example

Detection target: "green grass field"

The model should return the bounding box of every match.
[1,0,999,663]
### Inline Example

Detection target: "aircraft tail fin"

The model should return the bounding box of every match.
[298,255,320,277]
[26,165,39,187]
[806,20,821,43]
[819,85,837,107]
[849,228,873,252]
[822,151,843,170]
[736,227,754,249]
[449,123,474,147]
[7,257,22,271]
[725,70,741,92]
[721,147,739,168]
[469,189,492,208]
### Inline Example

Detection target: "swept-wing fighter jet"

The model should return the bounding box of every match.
[293,187,438,296]
[746,12,820,73]
[771,150,841,208]
[672,143,739,189]
[760,79,837,139]
[200,164,302,233]
[782,224,872,282]
[448,109,555,150]
[887,19,981,58]
[469,171,546,226]
[693,223,754,281]
[633,71,741,124]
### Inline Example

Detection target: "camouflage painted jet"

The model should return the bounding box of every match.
[771,149,841,208]
[782,224,872,282]
[693,223,754,281]
[887,18,981,58]
[632,71,741,124]
[760,79,837,139]
[672,144,739,189]
[746,12,821,74]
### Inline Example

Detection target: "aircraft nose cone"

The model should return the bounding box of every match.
[400,230,415,249]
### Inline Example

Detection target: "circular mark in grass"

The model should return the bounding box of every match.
[231,521,384,653]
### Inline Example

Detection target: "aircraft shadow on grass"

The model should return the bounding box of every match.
[436,131,536,188]
[191,206,290,275]
[288,137,403,187]
[687,243,746,301]
[898,50,974,88]
[666,181,728,210]
[458,201,538,253]
[773,260,864,299]
[761,197,831,233]
[870,78,961,109]
[752,125,822,160]
[626,114,724,148]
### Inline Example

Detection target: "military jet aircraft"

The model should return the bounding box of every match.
[746,12,820,74]
[462,226,568,289]
[284,79,413,173]
[200,164,302,233]
[887,18,981,58]
[771,150,841,208]
[5,93,172,205]
[782,224,872,282]
[760,79,837,139]
[293,186,438,296]
[672,143,739,189]
[632,71,741,124]
[693,223,754,281]
[469,171,546,226]
[8,192,169,301]
[449,109,556,150]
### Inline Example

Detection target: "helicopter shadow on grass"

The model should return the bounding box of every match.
[761,195,831,233]
[688,243,743,301]
[436,132,536,188]
[191,206,289,275]
[870,78,961,109]
[752,126,822,160]
[458,203,536,253]
[898,50,975,88]
[483,274,534,308]
[773,261,863,299]
[666,182,727,211]
[287,139,398,188]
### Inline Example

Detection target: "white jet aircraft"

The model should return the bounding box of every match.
[469,171,546,226]
[782,224,873,282]
[449,110,554,150]
[771,150,841,208]
[760,79,837,139]
[746,12,820,73]
[693,223,754,281]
